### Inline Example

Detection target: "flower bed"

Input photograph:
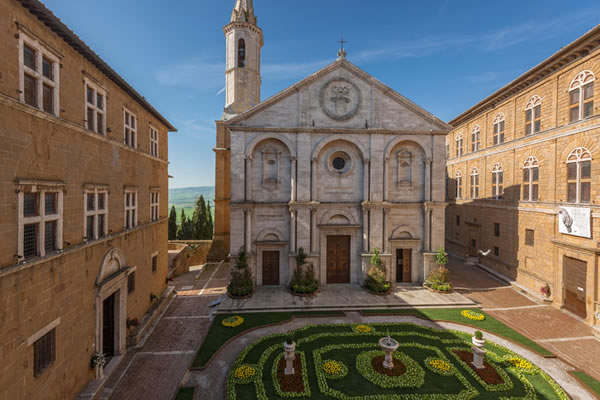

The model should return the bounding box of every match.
[322,360,348,379]
[221,315,244,328]
[353,324,373,333]
[461,310,486,321]
[271,351,311,398]
[356,349,424,388]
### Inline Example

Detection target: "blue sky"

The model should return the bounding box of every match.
[42,0,600,188]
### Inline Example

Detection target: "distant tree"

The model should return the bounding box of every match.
[168,206,177,240]
[177,209,194,240]
[192,195,208,239]
[206,201,214,239]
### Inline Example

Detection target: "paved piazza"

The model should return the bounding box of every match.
[99,258,600,399]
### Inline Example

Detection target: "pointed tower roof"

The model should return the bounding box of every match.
[231,0,257,24]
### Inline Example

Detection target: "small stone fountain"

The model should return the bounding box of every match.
[471,331,486,369]
[283,337,296,375]
[378,331,400,369]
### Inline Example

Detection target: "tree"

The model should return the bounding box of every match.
[168,206,177,240]
[206,201,214,239]
[177,209,194,240]
[227,247,253,297]
[192,195,208,239]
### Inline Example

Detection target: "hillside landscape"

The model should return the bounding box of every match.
[169,186,215,223]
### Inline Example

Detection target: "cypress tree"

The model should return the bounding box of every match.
[177,209,187,240]
[168,206,177,240]
[206,201,214,239]
[192,195,208,239]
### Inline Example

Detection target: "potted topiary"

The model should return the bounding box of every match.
[227,247,254,299]
[472,330,485,347]
[289,247,319,296]
[424,247,453,293]
[283,335,296,375]
[364,248,391,295]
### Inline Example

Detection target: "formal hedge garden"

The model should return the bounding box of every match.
[226,322,568,399]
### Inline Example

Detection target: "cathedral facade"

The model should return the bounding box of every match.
[211,0,450,286]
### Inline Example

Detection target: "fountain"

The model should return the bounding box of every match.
[378,331,400,369]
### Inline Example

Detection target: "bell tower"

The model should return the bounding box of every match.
[223,0,263,120]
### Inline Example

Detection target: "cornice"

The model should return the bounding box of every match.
[227,126,449,136]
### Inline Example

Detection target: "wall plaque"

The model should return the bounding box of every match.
[320,78,361,121]
[558,206,591,238]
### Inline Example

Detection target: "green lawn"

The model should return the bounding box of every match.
[570,371,600,398]
[191,311,345,368]
[227,322,568,399]
[174,387,194,400]
[361,308,553,357]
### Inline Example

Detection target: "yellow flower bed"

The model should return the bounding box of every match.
[508,357,533,370]
[234,365,256,380]
[429,359,451,372]
[323,361,342,375]
[461,310,485,321]
[354,324,372,333]
[222,315,244,328]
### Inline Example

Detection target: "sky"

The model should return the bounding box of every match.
[41,0,600,189]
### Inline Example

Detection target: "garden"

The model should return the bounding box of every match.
[225,321,569,399]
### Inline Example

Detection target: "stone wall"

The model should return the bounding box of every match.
[168,241,213,278]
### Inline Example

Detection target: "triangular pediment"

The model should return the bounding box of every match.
[225,59,451,132]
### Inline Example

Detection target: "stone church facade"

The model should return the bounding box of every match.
[211,0,450,286]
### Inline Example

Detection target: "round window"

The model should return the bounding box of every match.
[332,157,346,170]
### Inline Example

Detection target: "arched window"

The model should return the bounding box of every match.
[493,113,505,145]
[445,139,450,160]
[569,70,595,122]
[567,147,592,203]
[522,156,539,201]
[470,167,480,199]
[525,96,542,135]
[455,171,463,199]
[471,125,481,152]
[238,39,246,68]
[491,163,503,199]
[455,132,463,157]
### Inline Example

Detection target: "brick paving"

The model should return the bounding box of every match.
[447,256,600,382]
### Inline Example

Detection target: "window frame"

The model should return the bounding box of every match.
[569,70,595,123]
[493,113,505,145]
[491,163,504,200]
[18,188,63,261]
[83,187,109,241]
[33,328,56,377]
[470,167,479,199]
[123,107,137,148]
[455,171,463,199]
[149,125,159,157]
[445,139,449,160]
[522,156,539,202]
[525,96,542,135]
[84,78,107,135]
[124,189,138,229]
[471,125,481,152]
[18,33,60,116]
[150,191,160,222]
[566,147,592,203]
[455,132,463,157]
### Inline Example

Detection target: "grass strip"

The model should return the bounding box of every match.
[192,310,344,368]
[175,387,195,400]
[360,308,554,357]
[570,371,600,398]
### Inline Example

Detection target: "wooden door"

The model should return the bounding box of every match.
[327,236,350,283]
[102,293,115,358]
[262,251,280,285]
[564,256,587,319]
[396,249,411,283]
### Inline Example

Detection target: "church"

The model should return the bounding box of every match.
[210,0,450,287]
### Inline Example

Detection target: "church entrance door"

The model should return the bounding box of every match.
[327,235,350,283]
[102,292,116,361]
[396,249,412,283]
[262,251,280,285]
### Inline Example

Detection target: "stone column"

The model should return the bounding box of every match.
[311,207,318,254]
[244,208,252,252]
[383,157,388,202]
[290,207,296,254]
[311,158,318,202]
[362,208,369,253]
[291,157,297,202]
[245,156,252,202]
[363,160,371,202]
[382,208,389,253]
[425,158,432,201]
[423,204,431,252]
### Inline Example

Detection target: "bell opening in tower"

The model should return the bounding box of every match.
[238,39,246,68]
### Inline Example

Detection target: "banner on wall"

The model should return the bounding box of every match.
[558,207,591,238]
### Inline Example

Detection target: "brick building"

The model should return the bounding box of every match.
[446,25,600,327]
[0,1,175,399]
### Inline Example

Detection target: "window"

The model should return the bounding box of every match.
[124,190,138,229]
[150,191,160,222]
[471,125,481,152]
[455,132,463,157]
[34,328,55,377]
[493,113,505,145]
[470,168,479,199]
[525,96,542,135]
[445,140,450,159]
[523,156,539,201]
[19,189,62,260]
[85,80,106,134]
[152,254,158,273]
[494,246,499,257]
[84,188,108,241]
[494,223,500,237]
[525,229,535,246]
[566,147,592,203]
[150,126,159,157]
[456,215,460,226]
[124,109,137,148]
[19,36,59,115]
[569,70,595,122]
[128,272,135,294]
[238,39,246,68]
[455,171,463,199]
[491,163,504,199]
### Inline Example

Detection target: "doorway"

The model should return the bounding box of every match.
[396,249,412,283]
[564,256,587,319]
[102,292,116,361]
[327,235,351,283]
[262,250,280,285]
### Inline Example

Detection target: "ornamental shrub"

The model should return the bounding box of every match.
[425,248,451,292]
[474,330,483,340]
[364,248,391,293]
[227,247,253,297]
[290,247,319,295]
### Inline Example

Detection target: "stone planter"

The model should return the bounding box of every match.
[378,336,400,370]
[472,336,486,369]
[227,289,253,300]
[94,365,104,380]
[472,337,485,348]
[289,287,319,298]
[427,287,453,294]
[283,341,296,375]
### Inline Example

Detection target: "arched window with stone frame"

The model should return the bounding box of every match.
[522,156,539,201]
[491,163,504,200]
[566,147,592,203]
[238,38,246,68]
[396,149,413,187]
[455,170,463,200]
[261,145,281,188]
[493,113,505,145]
[470,167,480,199]
[455,132,463,157]
[525,96,542,135]
[569,71,595,122]
[471,125,481,152]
